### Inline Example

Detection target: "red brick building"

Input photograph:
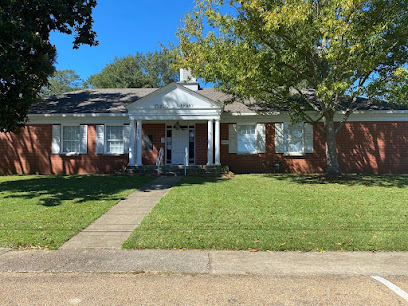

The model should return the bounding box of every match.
[1,74,407,175]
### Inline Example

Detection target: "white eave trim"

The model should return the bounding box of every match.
[227,110,408,116]
[222,109,408,123]
[341,110,408,115]
[27,109,408,124]
[27,113,131,125]
[28,113,129,118]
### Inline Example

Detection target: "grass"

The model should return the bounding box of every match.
[123,174,408,251]
[0,175,153,249]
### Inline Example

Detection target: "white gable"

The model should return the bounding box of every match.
[127,83,221,121]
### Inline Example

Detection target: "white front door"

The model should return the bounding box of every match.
[171,129,189,165]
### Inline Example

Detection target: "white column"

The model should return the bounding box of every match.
[128,119,136,166]
[214,119,221,165]
[207,119,214,165]
[136,120,143,166]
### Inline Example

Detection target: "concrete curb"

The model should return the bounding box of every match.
[0,249,407,276]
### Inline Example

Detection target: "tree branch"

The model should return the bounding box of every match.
[304,112,325,132]
[292,86,321,113]
[261,39,317,86]
[335,95,359,133]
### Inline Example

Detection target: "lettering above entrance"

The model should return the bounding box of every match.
[154,103,194,109]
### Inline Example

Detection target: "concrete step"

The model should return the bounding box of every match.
[124,165,229,176]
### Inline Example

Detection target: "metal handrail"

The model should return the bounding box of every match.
[184,146,189,176]
[156,147,164,176]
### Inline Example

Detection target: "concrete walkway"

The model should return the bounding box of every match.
[60,176,180,250]
[0,248,10,256]
[0,249,408,275]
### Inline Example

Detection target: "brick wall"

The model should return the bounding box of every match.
[142,124,165,165]
[337,122,408,174]
[195,123,208,165]
[220,122,408,174]
[0,124,128,175]
[1,121,407,174]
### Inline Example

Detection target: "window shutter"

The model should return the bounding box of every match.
[256,124,266,153]
[228,124,237,153]
[96,125,104,154]
[275,123,284,153]
[304,123,314,153]
[80,125,88,154]
[123,125,130,153]
[52,125,61,154]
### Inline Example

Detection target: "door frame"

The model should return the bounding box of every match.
[165,123,196,165]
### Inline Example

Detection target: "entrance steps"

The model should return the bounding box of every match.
[125,165,229,176]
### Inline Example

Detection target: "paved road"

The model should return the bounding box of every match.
[1,273,407,305]
[1,249,408,304]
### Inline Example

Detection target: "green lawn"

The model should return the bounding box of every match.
[0,175,153,249]
[123,174,408,251]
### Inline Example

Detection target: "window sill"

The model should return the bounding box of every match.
[102,153,127,156]
[237,152,259,155]
[59,153,81,156]
[283,152,305,157]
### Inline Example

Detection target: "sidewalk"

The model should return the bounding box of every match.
[0,249,407,276]
[60,176,180,250]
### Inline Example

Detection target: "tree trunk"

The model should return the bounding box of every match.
[324,115,341,176]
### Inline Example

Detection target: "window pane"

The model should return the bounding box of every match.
[237,125,257,154]
[108,141,124,154]
[285,124,304,154]
[63,126,80,141]
[107,126,123,141]
[106,126,124,154]
[62,126,80,153]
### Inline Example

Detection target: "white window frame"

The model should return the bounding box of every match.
[237,124,258,155]
[105,125,125,155]
[284,123,305,156]
[61,125,81,155]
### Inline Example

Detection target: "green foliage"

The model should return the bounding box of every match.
[88,51,179,88]
[124,174,408,251]
[176,0,408,175]
[42,70,86,97]
[0,0,98,133]
[0,175,153,249]
[368,67,408,106]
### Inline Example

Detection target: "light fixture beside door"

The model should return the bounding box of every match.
[174,121,181,130]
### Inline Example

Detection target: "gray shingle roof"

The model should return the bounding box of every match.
[30,88,157,114]
[198,88,258,113]
[30,86,405,115]
[199,87,406,113]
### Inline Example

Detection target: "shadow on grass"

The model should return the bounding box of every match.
[172,174,408,189]
[0,175,153,207]
[174,176,231,188]
[267,174,408,188]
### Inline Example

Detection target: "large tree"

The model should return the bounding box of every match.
[0,0,98,133]
[42,70,85,97]
[87,51,179,88]
[176,0,408,175]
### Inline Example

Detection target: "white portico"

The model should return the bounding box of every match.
[126,82,222,167]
